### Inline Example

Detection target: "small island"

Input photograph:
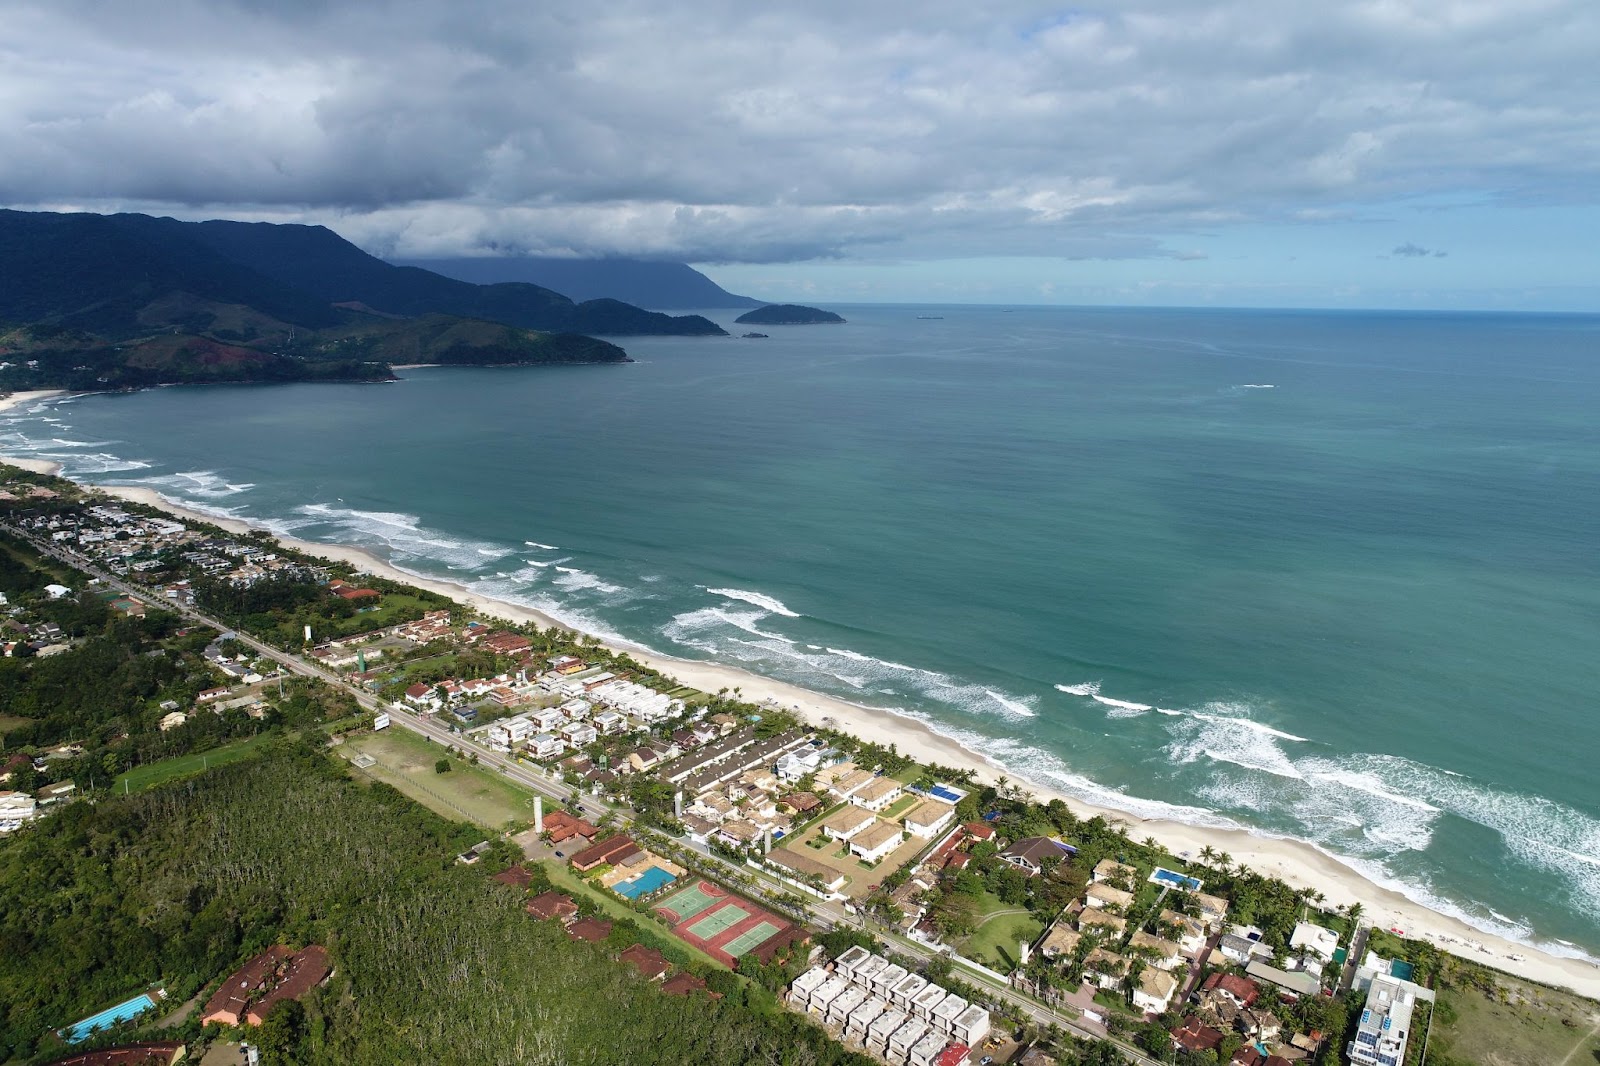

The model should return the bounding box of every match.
[734,304,846,326]
[741,332,769,339]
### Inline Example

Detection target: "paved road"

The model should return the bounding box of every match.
[12,525,1164,1066]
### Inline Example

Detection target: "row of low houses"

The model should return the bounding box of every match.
[790,946,989,1066]
[816,787,957,865]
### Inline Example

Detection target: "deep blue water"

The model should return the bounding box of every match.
[5,304,1598,958]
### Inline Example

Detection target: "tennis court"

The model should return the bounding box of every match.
[655,880,724,923]
[687,900,755,941]
[722,920,784,959]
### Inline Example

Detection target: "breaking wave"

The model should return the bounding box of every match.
[702,587,801,617]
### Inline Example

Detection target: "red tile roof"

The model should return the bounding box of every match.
[569,833,637,871]
[202,946,294,1026]
[661,972,711,997]
[525,891,578,921]
[620,943,670,980]
[245,945,330,1026]
[568,918,613,943]
[492,865,534,889]
[1172,1017,1226,1052]
[1204,972,1261,1006]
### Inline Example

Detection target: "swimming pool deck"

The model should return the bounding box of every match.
[60,989,163,1043]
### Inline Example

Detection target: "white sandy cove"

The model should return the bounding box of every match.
[2,389,1597,1000]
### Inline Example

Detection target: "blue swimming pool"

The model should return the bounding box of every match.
[1150,866,1203,891]
[61,991,159,1043]
[616,866,676,899]
[929,783,968,803]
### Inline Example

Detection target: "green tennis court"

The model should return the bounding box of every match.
[687,901,754,941]
[657,881,722,923]
[723,920,784,959]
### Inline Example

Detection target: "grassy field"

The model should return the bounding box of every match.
[0,713,33,735]
[343,727,539,829]
[115,735,270,793]
[1430,968,1600,1066]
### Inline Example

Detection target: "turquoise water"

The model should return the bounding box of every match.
[617,867,678,899]
[5,305,1599,959]
[61,992,158,1042]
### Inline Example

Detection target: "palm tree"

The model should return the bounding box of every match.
[1199,844,1218,865]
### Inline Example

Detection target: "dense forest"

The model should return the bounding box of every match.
[0,743,873,1065]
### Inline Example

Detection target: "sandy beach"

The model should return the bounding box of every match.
[2,387,1597,999]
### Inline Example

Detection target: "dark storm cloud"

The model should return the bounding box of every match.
[2,0,1596,261]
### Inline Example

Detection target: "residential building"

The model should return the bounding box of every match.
[594,709,628,735]
[1037,924,1082,960]
[845,996,888,1042]
[850,775,902,812]
[827,985,868,1028]
[201,946,294,1026]
[889,1018,931,1064]
[1129,929,1183,970]
[0,791,36,833]
[829,768,877,800]
[848,821,904,863]
[950,1003,992,1048]
[1246,960,1322,998]
[761,845,851,889]
[528,889,579,921]
[1000,836,1071,875]
[1092,859,1138,886]
[528,733,565,759]
[620,944,669,981]
[931,992,967,1033]
[912,982,948,1020]
[245,945,330,1026]
[890,972,929,1009]
[1076,908,1127,937]
[560,721,597,747]
[1348,975,1424,1066]
[1085,882,1134,911]
[1133,967,1179,1014]
[1290,920,1340,962]
[1193,890,1231,929]
[820,805,877,842]
[868,1009,911,1055]
[1159,908,1209,953]
[902,799,956,838]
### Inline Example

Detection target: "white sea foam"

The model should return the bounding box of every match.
[702,586,801,617]
[1168,703,1307,780]
[828,648,918,671]
[1241,383,1276,389]
[984,690,1038,719]
[1054,681,1101,697]
[551,567,624,595]
[1155,707,1183,716]
[1093,694,1152,716]
[157,470,256,498]
[296,503,513,571]
[663,606,796,645]
[524,541,560,550]
[1309,769,1442,813]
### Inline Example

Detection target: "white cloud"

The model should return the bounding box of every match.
[0,0,1596,262]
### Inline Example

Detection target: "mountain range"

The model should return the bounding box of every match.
[0,210,730,390]
[396,257,763,310]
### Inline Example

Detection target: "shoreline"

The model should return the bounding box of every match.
[2,390,1597,999]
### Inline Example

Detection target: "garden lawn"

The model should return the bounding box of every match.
[962,908,1043,972]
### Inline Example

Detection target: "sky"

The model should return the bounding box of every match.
[2,1,1597,310]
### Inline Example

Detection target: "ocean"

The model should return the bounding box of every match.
[5,304,1598,960]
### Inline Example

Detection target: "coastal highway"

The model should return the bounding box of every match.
[13,527,1164,1066]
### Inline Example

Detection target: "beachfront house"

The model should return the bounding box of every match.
[901,798,956,838]
[821,805,876,842]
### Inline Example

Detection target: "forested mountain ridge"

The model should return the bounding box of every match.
[0,210,727,338]
[397,255,764,310]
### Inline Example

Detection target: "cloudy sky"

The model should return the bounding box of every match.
[3,0,1597,308]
